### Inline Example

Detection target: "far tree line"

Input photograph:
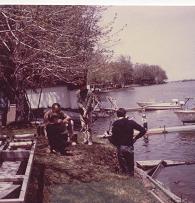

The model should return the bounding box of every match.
[88,55,168,88]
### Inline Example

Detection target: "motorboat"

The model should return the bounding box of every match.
[137,101,155,108]
[174,109,195,124]
[137,99,184,110]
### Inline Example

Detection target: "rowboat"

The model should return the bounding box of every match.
[137,99,184,110]
[174,109,195,124]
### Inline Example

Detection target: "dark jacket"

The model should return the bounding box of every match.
[111,118,146,147]
[0,96,9,110]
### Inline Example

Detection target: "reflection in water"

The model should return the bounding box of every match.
[157,165,195,201]
[94,81,195,201]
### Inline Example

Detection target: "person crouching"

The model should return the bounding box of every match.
[46,113,68,155]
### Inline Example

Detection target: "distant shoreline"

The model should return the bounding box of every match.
[169,79,195,83]
[97,79,195,93]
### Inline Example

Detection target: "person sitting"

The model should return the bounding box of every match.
[46,112,68,155]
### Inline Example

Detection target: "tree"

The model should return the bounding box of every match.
[88,55,133,87]
[0,5,113,121]
[116,55,133,85]
[133,63,167,85]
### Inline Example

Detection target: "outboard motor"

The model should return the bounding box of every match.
[172,99,179,104]
[179,101,185,107]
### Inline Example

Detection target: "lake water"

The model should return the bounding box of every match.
[94,81,195,202]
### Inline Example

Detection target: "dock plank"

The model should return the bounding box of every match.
[136,159,195,170]
[0,185,20,199]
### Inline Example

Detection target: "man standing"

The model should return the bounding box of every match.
[77,81,96,145]
[110,108,146,176]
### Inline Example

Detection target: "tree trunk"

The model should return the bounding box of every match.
[15,90,30,122]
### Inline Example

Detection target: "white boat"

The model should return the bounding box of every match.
[137,99,184,110]
[137,101,154,107]
[174,109,195,123]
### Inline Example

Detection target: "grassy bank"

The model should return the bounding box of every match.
[1,126,156,203]
[19,130,156,203]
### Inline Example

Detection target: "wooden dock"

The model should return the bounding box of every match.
[100,107,142,112]
[135,166,182,203]
[98,124,195,139]
[136,159,195,170]
[136,159,195,202]
[146,124,195,135]
[0,133,36,203]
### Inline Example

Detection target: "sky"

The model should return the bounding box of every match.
[0,1,194,81]
[102,6,195,81]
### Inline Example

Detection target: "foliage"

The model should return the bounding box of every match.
[88,55,167,87]
[88,55,133,86]
[0,5,113,120]
[133,63,167,85]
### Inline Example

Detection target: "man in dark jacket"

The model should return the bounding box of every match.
[111,108,146,176]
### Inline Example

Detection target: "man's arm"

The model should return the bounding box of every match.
[131,120,146,144]
[77,91,87,116]
[58,111,71,124]
[62,114,71,124]
[44,110,50,124]
[109,122,120,147]
[77,91,84,108]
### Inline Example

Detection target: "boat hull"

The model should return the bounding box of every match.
[137,102,154,107]
[145,104,181,110]
[137,102,182,110]
[175,110,195,123]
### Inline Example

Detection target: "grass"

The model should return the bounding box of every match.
[1,127,157,203]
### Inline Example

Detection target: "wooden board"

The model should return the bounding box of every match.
[135,167,182,203]
[0,151,29,162]
[19,142,36,202]
[136,159,195,170]
[0,175,25,182]
[13,134,35,139]
[0,185,20,199]
[8,142,33,150]
[0,140,36,203]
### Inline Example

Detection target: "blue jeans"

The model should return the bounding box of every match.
[117,145,134,176]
